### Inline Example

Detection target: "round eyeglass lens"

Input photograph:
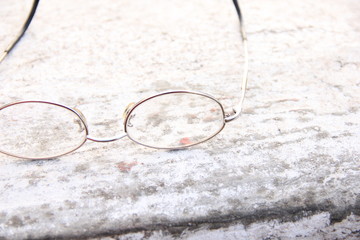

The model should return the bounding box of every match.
[125,92,225,149]
[0,101,87,159]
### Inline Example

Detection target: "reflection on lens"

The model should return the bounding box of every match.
[125,92,225,149]
[0,101,87,159]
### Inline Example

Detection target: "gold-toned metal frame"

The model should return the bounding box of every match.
[0,91,227,158]
[0,101,89,160]
[0,0,249,159]
[124,90,227,150]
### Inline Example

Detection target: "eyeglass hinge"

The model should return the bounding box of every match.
[224,108,241,123]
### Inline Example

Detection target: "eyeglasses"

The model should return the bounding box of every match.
[0,0,248,160]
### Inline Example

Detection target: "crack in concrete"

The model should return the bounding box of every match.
[31,201,360,240]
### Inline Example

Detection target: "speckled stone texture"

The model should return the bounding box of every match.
[0,0,359,239]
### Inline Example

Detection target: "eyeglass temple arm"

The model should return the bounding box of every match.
[0,0,247,119]
[0,0,40,63]
[225,0,249,122]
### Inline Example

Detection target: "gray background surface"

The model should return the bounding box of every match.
[0,0,359,239]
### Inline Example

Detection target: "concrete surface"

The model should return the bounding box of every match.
[0,0,359,239]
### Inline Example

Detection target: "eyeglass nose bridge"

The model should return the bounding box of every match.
[73,107,127,143]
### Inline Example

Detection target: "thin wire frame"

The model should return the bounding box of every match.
[0,101,89,160]
[0,0,249,159]
[124,90,227,150]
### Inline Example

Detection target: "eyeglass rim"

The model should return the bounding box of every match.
[123,90,227,150]
[0,100,89,160]
[0,0,248,158]
[0,91,227,158]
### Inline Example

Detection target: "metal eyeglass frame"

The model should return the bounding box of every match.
[0,0,248,159]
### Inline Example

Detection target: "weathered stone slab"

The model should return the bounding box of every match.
[0,0,359,239]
